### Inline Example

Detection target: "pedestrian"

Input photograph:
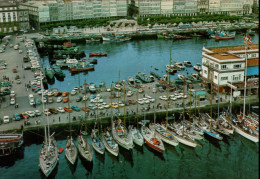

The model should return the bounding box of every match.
[17,103,19,108]
[59,116,60,122]
[53,117,55,122]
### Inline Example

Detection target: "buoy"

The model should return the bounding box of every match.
[58,148,64,154]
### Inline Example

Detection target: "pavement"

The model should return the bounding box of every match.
[0,34,258,132]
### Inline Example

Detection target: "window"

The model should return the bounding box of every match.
[233,75,241,81]
[233,64,241,69]
[204,70,207,74]
[221,77,228,81]
[221,65,227,69]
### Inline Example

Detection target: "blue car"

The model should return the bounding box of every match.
[89,94,96,100]
[71,105,81,111]
[34,88,41,92]
[13,113,21,121]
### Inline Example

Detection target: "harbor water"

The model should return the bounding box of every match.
[0,34,259,178]
[41,33,259,91]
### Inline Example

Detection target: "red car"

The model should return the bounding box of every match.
[64,106,72,112]
[128,99,136,104]
[81,107,90,112]
[20,113,29,119]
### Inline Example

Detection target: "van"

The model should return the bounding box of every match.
[3,116,10,123]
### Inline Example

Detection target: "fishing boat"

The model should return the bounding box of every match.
[0,132,23,157]
[136,72,153,83]
[193,65,201,72]
[70,63,94,72]
[150,71,161,79]
[66,59,78,68]
[141,124,165,153]
[215,31,236,40]
[165,65,177,75]
[89,84,96,93]
[178,74,186,80]
[173,62,185,71]
[44,66,55,80]
[128,77,135,87]
[77,82,93,162]
[89,52,107,57]
[183,61,192,67]
[39,75,58,177]
[52,65,65,79]
[65,95,78,165]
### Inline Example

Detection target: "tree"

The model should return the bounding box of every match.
[127,0,139,17]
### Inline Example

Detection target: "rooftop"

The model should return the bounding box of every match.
[0,2,16,7]
[247,58,259,67]
[206,44,259,53]
[207,53,240,60]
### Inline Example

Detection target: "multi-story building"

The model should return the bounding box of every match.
[138,0,161,16]
[0,2,29,33]
[219,0,243,15]
[201,44,259,93]
[209,0,220,14]
[161,0,174,15]
[20,0,128,29]
[197,0,209,13]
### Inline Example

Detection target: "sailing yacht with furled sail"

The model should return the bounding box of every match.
[112,73,134,150]
[91,102,105,155]
[77,81,93,162]
[129,92,144,146]
[102,86,119,156]
[39,74,59,177]
[65,94,78,165]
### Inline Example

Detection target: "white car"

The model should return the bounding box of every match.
[47,91,53,96]
[106,88,111,92]
[29,99,35,106]
[152,88,157,93]
[34,110,42,116]
[10,98,16,105]
[3,116,10,123]
[57,107,65,113]
[143,98,150,104]
[91,98,103,103]
[57,97,63,103]
[10,91,16,97]
[43,109,51,116]
[137,99,144,105]
[42,97,47,103]
[37,90,42,95]
[71,89,77,95]
[171,97,177,101]
[159,96,167,100]
[149,98,155,103]
[25,111,35,117]
[127,91,133,97]
[83,95,88,101]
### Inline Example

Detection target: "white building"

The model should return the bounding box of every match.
[201,44,259,93]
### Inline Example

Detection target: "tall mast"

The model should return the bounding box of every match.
[123,83,126,138]
[182,80,185,136]
[210,73,213,132]
[84,80,87,134]
[194,90,197,118]
[243,33,249,119]
[40,73,47,144]
[154,84,156,124]
[68,94,71,138]
[136,92,139,128]
[110,85,113,129]
[169,47,171,83]
[117,71,120,114]
[97,100,99,136]
[189,85,191,123]
[166,72,169,130]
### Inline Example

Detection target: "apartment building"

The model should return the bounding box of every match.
[0,2,29,33]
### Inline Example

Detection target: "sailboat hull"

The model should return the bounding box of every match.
[65,138,78,165]
[77,135,93,162]
[232,125,258,143]
[102,133,119,157]
[173,134,197,148]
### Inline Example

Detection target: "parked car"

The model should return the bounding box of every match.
[64,106,72,112]
[13,113,21,121]
[63,97,69,103]
[71,105,81,111]
[62,92,69,97]
[54,92,62,97]
[76,96,82,102]
[12,68,17,73]
[3,116,10,123]
[49,107,58,114]
[57,107,65,113]
[128,99,136,104]
[81,107,90,112]
[34,110,42,116]
[10,97,15,105]
[57,97,63,103]
[20,113,29,119]
[48,97,54,103]
[71,89,77,95]
[43,109,51,116]
[35,99,42,105]
[25,111,35,117]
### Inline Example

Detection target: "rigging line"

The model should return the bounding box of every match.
[25,130,44,137]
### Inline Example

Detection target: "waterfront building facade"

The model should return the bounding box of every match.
[201,44,259,93]
[0,2,29,33]
[20,0,127,29]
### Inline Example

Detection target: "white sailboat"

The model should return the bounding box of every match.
[39,74,59,177]
[65,94,78,165]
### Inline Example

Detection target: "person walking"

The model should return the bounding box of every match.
[59,116,60,122]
